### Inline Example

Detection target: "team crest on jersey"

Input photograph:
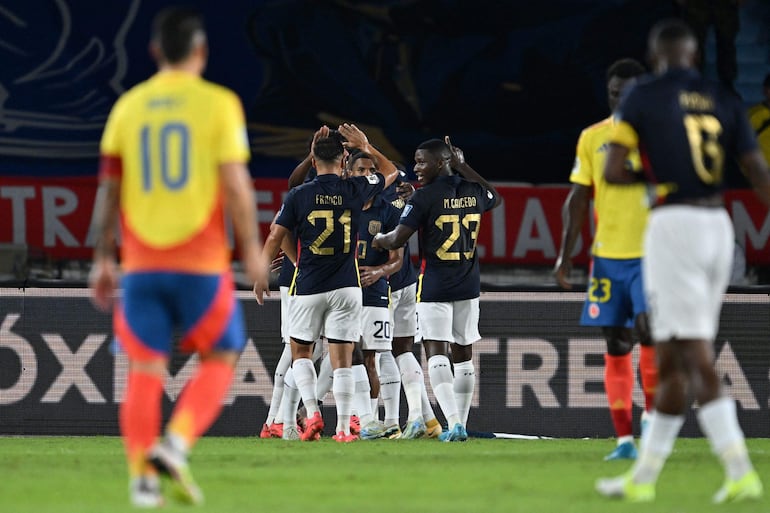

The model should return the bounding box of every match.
[391,198,405,209]
[368,220,382,235]
[588,303,600,319]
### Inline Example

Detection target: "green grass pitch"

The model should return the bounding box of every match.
[0,436,767,513]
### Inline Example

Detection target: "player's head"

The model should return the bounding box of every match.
[606,58,645,111]
[150,7,207,72]
[414,138,451,185]
[647,19,697,73]
[348,151,377,178]
[312,133,346,175]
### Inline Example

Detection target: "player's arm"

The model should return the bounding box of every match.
[554,183,591,289]
[339,123,399,188]
[359,247,404,288]
[288,153,313,189]
[220,162,266,287]
[603,143,636,183]
[372,225,415,251]
[89,171,121,312]
[740,149,770,206]
[254,222,290,305]
[445,136,502,208]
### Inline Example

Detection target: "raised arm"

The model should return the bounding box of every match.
[553,184,591,289]
[339,123,399,188]
[445,136,502,208]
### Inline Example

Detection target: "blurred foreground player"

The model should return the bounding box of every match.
[90,6,265,507]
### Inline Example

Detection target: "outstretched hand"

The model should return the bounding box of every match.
[311,125,331,155]
[338,123,370,152]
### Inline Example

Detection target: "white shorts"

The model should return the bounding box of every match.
[288,287,362,343]
[644,206,733,342]
[416,298,480,346]
[361,306,392,351]
[280,286,292,344]
[390,283,418,338]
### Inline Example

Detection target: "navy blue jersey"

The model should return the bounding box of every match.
[616,68,758,203]
[275,172,385,295]
[400,174,497,302]
[384,183,418,291]
[358,196,401,307]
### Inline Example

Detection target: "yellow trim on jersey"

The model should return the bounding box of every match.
[416,273,423,303]
[354,257,361,288]
[609,120,639,149]
[288,265,299,296]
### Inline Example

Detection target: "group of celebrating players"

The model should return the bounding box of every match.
[90,5,770,508]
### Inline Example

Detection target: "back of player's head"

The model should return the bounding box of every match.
[417,138,451,160]
[648,19,696,53]
[606,58,646,82]
[152,7,206,64]
[313,135,345,163]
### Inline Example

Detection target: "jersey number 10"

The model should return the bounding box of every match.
[140,123,190,192]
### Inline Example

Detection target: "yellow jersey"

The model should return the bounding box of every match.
[569,116,648,259]
[99,70,250,273]
[748,101,770,165]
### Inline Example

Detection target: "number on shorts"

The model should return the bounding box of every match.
[307,209,352,255]
[373,320,391,339]
[683,114,724,185]
[434,213,482,261]
[587,277,611,303]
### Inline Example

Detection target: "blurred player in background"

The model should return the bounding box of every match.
[253,124,399,442]
[554,58,658,461]
[596,19,770,503]
[373,137,501,441]
[90,6,264,507]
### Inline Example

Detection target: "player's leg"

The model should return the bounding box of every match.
[378,350,402,438]
[450,298,480,429]
[325,287,363,442]
[263,344,292,438]
[635,312,657,434]
[602,326,637,460]
[151,272,247,505]
[352,342,377,435]
[115,273,172,507]
[391,284,426,437]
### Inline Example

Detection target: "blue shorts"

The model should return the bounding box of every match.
[579,256,646,328]
[115,271,246,360]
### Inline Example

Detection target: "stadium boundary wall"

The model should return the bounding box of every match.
[0,289,767,438]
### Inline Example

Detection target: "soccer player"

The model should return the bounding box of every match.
[373,137,501,441]
[384,169,441,439]
[346,151,405,439]
[554,58,658,461]
[253,124,399,442]
[89,7,265,507]
[596,19,770,503]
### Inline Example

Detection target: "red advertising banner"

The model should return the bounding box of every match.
[1,176,769,265]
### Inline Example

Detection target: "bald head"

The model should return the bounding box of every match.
[648,19,697,73]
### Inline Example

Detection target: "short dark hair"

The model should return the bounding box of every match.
[151,7,205,64]
[606,58,646,82]
[349,151,374,166]
[313,136,345,163]
[649,18,696,49]
[416,138,450,159]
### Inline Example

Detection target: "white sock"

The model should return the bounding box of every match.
[631,410,684,484]
[333,368,354,435]
[697,396,753,480]
[353,364,374,425]
[378,351,401,428]
[292,358,319,416]
[397,352,423,421]
[281,368,300,428]
[371,398,380,423]
[421,377,437,423]
[428,355,460,427]
[315,353,333,403]
[266,345,292,424]
[453,360,475,426]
